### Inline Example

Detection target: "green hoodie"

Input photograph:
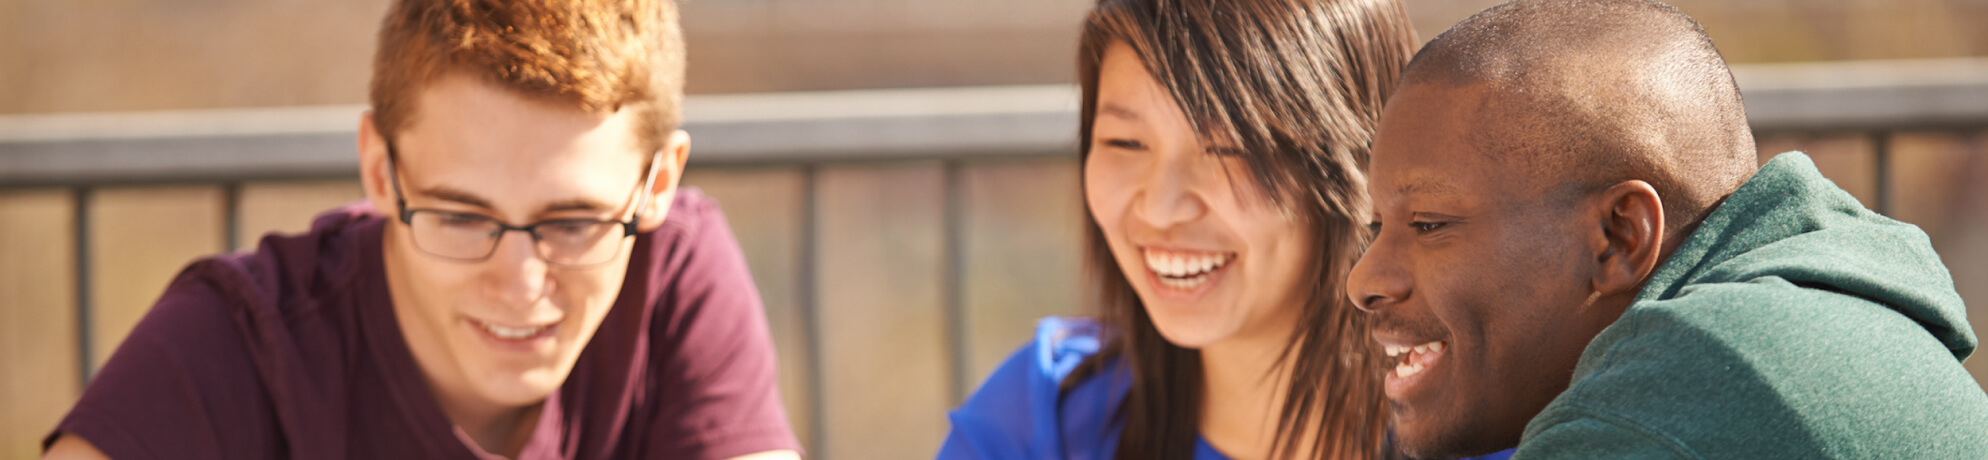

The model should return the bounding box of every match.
[1515,152,1988,459]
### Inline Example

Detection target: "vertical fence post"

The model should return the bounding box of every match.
[1872,131,1892,216]
[942,160,969,405]
[223,182,242,251]
[797,165,827,460]
[73,187,94,388]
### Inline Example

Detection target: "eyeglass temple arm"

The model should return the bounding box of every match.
[624,151,666,235]
[384,148,414,224]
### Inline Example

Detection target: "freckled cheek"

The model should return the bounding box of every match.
[548,268,615,308]
[407,257,482,305]
[560,269,628,345]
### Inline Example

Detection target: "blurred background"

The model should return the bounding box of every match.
[3,0,1987,458]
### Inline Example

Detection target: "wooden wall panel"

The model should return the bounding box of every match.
[678,168,814,453]
[11,0,1988,113]
[1757,133,1877,209]
[0,190,80,459]
[85,186,226,369]
[235,180,362,250]
[959,159,1086,391]
[813,163,949,460]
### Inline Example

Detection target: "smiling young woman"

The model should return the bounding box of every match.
[937,0,1472,459]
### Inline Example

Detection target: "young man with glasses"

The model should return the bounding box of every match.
[42,1,801,459]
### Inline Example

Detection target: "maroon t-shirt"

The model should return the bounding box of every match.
[46,187,800,460]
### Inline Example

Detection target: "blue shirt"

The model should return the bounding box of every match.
[938,317,1515,460]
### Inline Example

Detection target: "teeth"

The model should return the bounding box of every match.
[1394,361,1426,378]
[1383,341,1441,358]
[1384,341,1445,378]
[1158,277,1194,289]
[1141,248,1234,281]
[478,321,548,340]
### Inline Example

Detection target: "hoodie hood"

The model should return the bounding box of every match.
[1638,151,1974,360]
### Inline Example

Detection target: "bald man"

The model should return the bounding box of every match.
[1347,0,1988,458]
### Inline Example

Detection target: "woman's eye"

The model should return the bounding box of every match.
[1102,138,1145,150]
[1410,221,1447,233]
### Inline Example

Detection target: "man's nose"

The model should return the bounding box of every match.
[482,230,550,307]
[1347,232,1409,312]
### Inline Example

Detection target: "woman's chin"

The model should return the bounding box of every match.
[1145,312,1241,349]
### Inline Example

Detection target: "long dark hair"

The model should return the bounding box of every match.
[1066,0,1416,458]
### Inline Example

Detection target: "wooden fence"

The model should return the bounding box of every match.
[4,59,1988,460]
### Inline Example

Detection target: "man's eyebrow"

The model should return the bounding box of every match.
[417,187,613,217]
[1097,102,1141,122]
[538,198,613,215]
[1395,178,1461,197]
[418,186,494,210]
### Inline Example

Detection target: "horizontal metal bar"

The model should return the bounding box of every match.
[0,86,1078,186]
[1,132,360,187]
[1738,58,1988,132]
[683,86,1079,162]
[5,59,1988,186]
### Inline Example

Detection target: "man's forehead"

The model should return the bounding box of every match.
[1370,166,1473,208]
[1369,83,1535,200]
[1373,86,1481,160]
[1392,177,1464,198]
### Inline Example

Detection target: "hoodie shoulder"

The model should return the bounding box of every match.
[1641,152,1972,358]
[1547,278,1987,454]
[1544,152,1988,457]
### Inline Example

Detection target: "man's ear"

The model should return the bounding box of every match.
[1591,180,1665,297]
[637,129,691,232]
[357,111,397,218]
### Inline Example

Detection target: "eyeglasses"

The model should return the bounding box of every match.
[385,145,663,268]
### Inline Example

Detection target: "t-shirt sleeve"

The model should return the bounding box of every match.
[44,268,282,460]
[642,199,802,460]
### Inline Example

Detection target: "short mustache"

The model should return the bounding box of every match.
[1366,312,1448,341]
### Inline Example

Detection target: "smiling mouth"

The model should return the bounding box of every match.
[1383,340,1446,379]
[470,318,557,341]
[1141,248,1237,290]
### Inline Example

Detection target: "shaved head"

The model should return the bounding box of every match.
[1347,1,1763,457]
[1403,0,1756,238]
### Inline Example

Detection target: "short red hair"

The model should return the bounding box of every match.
[369,0,685,153]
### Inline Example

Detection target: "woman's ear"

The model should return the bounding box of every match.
[1591,180,1665,296]
[357,111,397,218]
[637,129,691,232]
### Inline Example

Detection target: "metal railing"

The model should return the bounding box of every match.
[4,58,1987,458]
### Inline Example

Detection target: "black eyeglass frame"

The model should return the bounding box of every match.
[383,143,665,267]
